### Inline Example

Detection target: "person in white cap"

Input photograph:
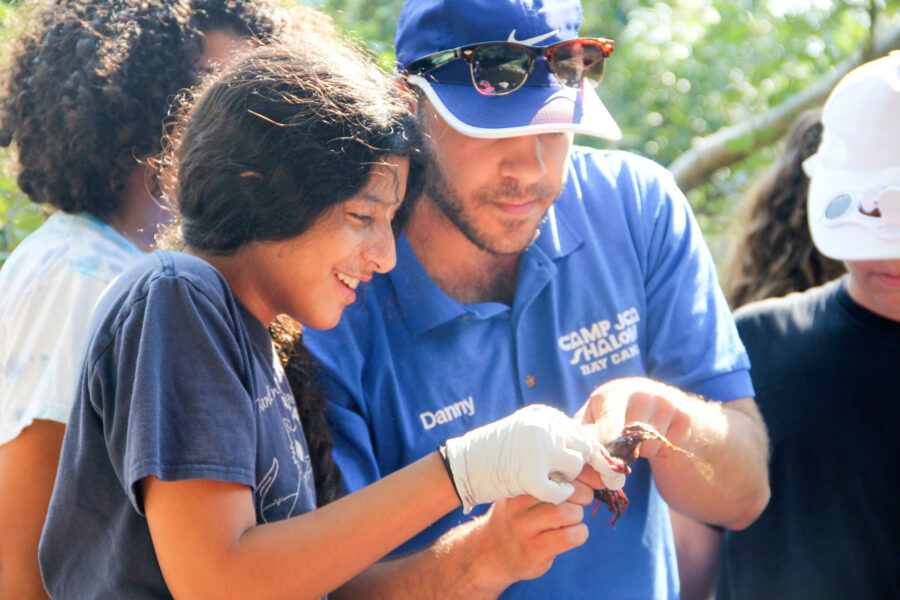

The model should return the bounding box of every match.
[303,0,771,598]
[702,52,900,599]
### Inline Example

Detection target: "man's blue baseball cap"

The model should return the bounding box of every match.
[396,0,622,140]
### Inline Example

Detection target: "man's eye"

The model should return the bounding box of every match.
[349,212,373,223]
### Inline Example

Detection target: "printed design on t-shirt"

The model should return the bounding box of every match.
[418,395,475,431]
[255,384,314,522]
[557,307,641,375]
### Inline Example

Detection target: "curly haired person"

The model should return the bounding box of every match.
[0,2,287,597]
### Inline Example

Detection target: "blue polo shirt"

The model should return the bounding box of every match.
[304,148,753,600]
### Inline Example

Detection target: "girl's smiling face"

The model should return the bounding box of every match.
[238,156,409,329]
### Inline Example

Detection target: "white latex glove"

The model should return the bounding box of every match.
[583,432,627,491]
[444,404,607,513]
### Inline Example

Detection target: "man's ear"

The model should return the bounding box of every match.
[390,74,418,114]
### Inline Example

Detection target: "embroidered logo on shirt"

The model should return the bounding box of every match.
[557,307,642,375]
[419,396,475,430]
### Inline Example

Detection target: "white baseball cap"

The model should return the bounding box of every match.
[803,51,900,260]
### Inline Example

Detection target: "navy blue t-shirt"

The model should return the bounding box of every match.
[40,250,317,599]
[717,278,900,599]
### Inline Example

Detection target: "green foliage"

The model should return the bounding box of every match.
[314,0,900,242]
[307,0,402,69]
[581,0,896,223]
[0,148,44,263]
[0,1,39,265]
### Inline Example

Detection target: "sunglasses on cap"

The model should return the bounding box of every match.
[404,37,615,96]
[822,186,900,239]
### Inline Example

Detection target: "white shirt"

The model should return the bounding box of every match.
[0,212,144,445]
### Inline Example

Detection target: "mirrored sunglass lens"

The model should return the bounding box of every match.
[472,45,531,94]
[825,194,853,220]
[551,43,606,87]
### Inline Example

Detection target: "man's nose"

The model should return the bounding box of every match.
[498,134,547,185]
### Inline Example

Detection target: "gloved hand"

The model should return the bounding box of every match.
[583,428,628,491]
[443,404,624,514]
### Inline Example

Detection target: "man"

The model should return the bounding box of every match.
[303,0,770,597]
[714,52,900,599]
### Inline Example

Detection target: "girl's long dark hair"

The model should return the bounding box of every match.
[162,43,422,505]
[162,43,422,253]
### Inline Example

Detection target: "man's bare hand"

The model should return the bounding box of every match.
[473,483,593,586]
[575,377,769,529]
[576,376,694,459]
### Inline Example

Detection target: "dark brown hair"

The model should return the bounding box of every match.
[163,43,422,504]
[0,0,286,217]
[163,43,422,253]
[271,316,343,506]
[723,108,845,308]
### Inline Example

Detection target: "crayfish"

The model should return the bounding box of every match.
[592,423,712,527]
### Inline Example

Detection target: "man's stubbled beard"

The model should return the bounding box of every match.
[421,144,561,256]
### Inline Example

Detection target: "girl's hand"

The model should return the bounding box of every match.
[444,404,621,513]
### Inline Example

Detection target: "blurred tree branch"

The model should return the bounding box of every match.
[668,22,900,194]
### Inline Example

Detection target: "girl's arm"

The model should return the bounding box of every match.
[142,404,619,600]
[142,451,456,600]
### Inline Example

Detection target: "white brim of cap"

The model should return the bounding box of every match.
[807,161,900,260]
[408,74,622,140]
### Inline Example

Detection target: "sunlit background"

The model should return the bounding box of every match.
[3,0,899,268]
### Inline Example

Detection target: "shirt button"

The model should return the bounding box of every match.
[525,375,536,388]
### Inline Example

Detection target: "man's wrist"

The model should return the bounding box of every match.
[431,513,511,598]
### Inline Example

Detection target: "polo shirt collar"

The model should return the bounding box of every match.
[389,202,583,335]
[532,201,583,259]
[389,235,467,334]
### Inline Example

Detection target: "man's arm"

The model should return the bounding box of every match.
[579,377,770,530]
[332,478,596,600]
[0,420,66,600]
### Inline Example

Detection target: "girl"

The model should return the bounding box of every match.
[38,44,618,599]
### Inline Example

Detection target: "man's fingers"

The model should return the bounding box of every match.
[512,501,585,538]
[504,494,546,513]
[575,464,607,490]
[584,392,627,444]
[577,462,626,491]
[623,391,677,458]
[530,522,590,556]
[566,479,595,506]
